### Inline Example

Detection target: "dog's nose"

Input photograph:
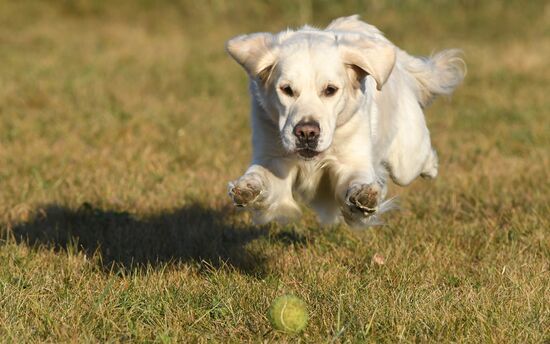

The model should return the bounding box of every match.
[294,121,320,146]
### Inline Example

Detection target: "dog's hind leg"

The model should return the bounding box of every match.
[385,130,436,186]
[380,78,438,186]
[420,148,438,179]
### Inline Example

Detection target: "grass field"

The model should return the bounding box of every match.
[0,0,549,342]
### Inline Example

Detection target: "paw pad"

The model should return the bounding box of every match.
[347,185,379,214]
[228,178,263,208]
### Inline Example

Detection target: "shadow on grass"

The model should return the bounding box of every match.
[9,203,308,276]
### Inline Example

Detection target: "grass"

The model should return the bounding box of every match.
[0,0,549,342]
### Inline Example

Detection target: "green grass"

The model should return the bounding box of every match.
[0,0,549,342]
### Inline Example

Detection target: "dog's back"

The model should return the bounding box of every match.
[328,15,466,108]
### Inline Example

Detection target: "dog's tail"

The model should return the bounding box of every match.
[401,49,466,108]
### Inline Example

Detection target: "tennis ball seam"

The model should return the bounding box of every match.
[279,298,289,331]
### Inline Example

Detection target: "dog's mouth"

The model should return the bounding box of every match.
[296,148,320,160]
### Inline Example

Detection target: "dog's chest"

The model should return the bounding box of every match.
[292,159,331,202]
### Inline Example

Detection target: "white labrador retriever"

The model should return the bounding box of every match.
[226,15,464,227]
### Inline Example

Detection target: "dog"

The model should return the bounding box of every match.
[225,15,465,227]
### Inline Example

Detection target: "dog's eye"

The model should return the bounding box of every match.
[323,85,339,97]
[280,85,294,97]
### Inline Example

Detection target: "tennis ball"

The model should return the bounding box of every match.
[268,295,308,333]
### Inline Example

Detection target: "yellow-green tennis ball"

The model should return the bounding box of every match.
[268,295,308,333]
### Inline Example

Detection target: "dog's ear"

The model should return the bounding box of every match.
[226,33,277,83]
[337,34,396,91]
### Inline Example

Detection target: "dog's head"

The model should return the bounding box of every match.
[226,24,395,160]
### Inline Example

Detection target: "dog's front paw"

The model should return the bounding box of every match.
[346,183,380,215]
[341,183,384,227]
[228,174,265,208]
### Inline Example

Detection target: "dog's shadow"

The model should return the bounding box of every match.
[8,203,308,276]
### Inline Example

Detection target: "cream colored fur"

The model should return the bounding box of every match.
[226,15,465,228]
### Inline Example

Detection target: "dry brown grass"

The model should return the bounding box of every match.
[0,1,549,342]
